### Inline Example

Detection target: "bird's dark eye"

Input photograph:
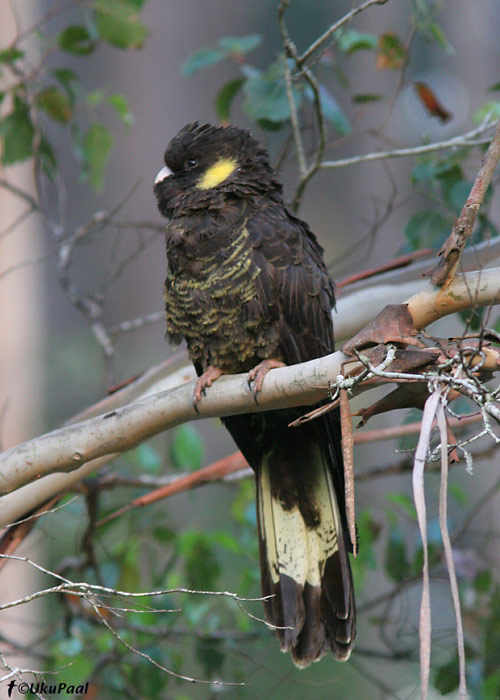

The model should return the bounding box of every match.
[186,158,198,169]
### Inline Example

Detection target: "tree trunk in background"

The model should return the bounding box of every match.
[0,2,46,673]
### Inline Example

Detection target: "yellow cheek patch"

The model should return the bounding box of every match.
[196,158,238,189]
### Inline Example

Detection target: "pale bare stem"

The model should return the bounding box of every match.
[320,121,496,170]
[290,66,327,211]
[0,652,61,684]
[278,2,307,177]
[413,390,443,700]
[0,495,79,531]
[0,649,61,700]
[0,553,268,607]
[8,0,83,46]
[88,601,245,687]
[0,552,270,686]
[0,206,36,242]
[54,185,143,370]
[0,254,54,283]
[298,0,390,66]
[278,0,330,210]
[108,310,164,336]
[0,178,39,210]
[436,401,467,700]
[56,211,115,365]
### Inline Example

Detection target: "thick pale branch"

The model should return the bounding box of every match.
[0,268,499,526]
[407,267,500,329]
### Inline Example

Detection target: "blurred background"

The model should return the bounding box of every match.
[1,0,500,698]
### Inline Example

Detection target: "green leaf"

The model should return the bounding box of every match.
[217,33,262,55]
[0,47,24,64]
[350,510,380,590]
[386,492,417,520]
[448,180,472,214]
[448,483,467,507]
[36,87,72,123]
[488,82,500,92]
[178,532,220,589]
[318,85,351,134]
[171,424,203,470]
[0,97,34,165]
[482,670,500,700]
[404,210,453,251]
[474,101,500,124]
[215,77,245,122]
[126,443,162,473]
[412,157,463,183]
[195,638,224,677]
[108,93,134,126]
[485,587,500,672]
[475,569,492,593]
[385,527,411,582]
[39,136,57,177]
[377,33,406,70]
[304,84,351,134]
[212,531,240,553]
[257,118,284,131]
[434,655,459,695]
[95,0,148,49]
[52,68,79,104]
[181,48,225,76]
[153,527,175,544]
[428,22,455,55]
[414,543,439,574]
[82,122,113,191]
[59,25,95,55]
[459,306,485,332]
[337,29,377,53]
[56,637,83,657]
[86,88,106,107]
[353,93,382,103]
[243,64,300,123]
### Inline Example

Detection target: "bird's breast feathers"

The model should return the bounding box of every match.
[164,220,279,371]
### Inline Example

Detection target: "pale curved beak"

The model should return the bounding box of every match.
[155,165,172,184]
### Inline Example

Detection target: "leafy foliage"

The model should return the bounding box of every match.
[0,0,145,188]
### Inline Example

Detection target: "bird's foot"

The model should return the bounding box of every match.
[247,358,286,399]
[193,365,224,408]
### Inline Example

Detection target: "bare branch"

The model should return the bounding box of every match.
[298,0,389,66]
[431,117,500,286]
[320,121,495,170]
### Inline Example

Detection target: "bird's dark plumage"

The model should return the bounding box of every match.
[154,122,355,666]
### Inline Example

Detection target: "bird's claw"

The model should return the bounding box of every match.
[247,359,286,403]
[192,366,223,410]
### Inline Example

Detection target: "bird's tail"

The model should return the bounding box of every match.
[255,435,355,667]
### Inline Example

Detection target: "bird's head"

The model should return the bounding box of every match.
[154,122,281,217]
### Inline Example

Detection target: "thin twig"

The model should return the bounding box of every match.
[298,0,389,66]
[320,121,495,169]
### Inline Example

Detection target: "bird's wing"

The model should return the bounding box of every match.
[247,203,336,365]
